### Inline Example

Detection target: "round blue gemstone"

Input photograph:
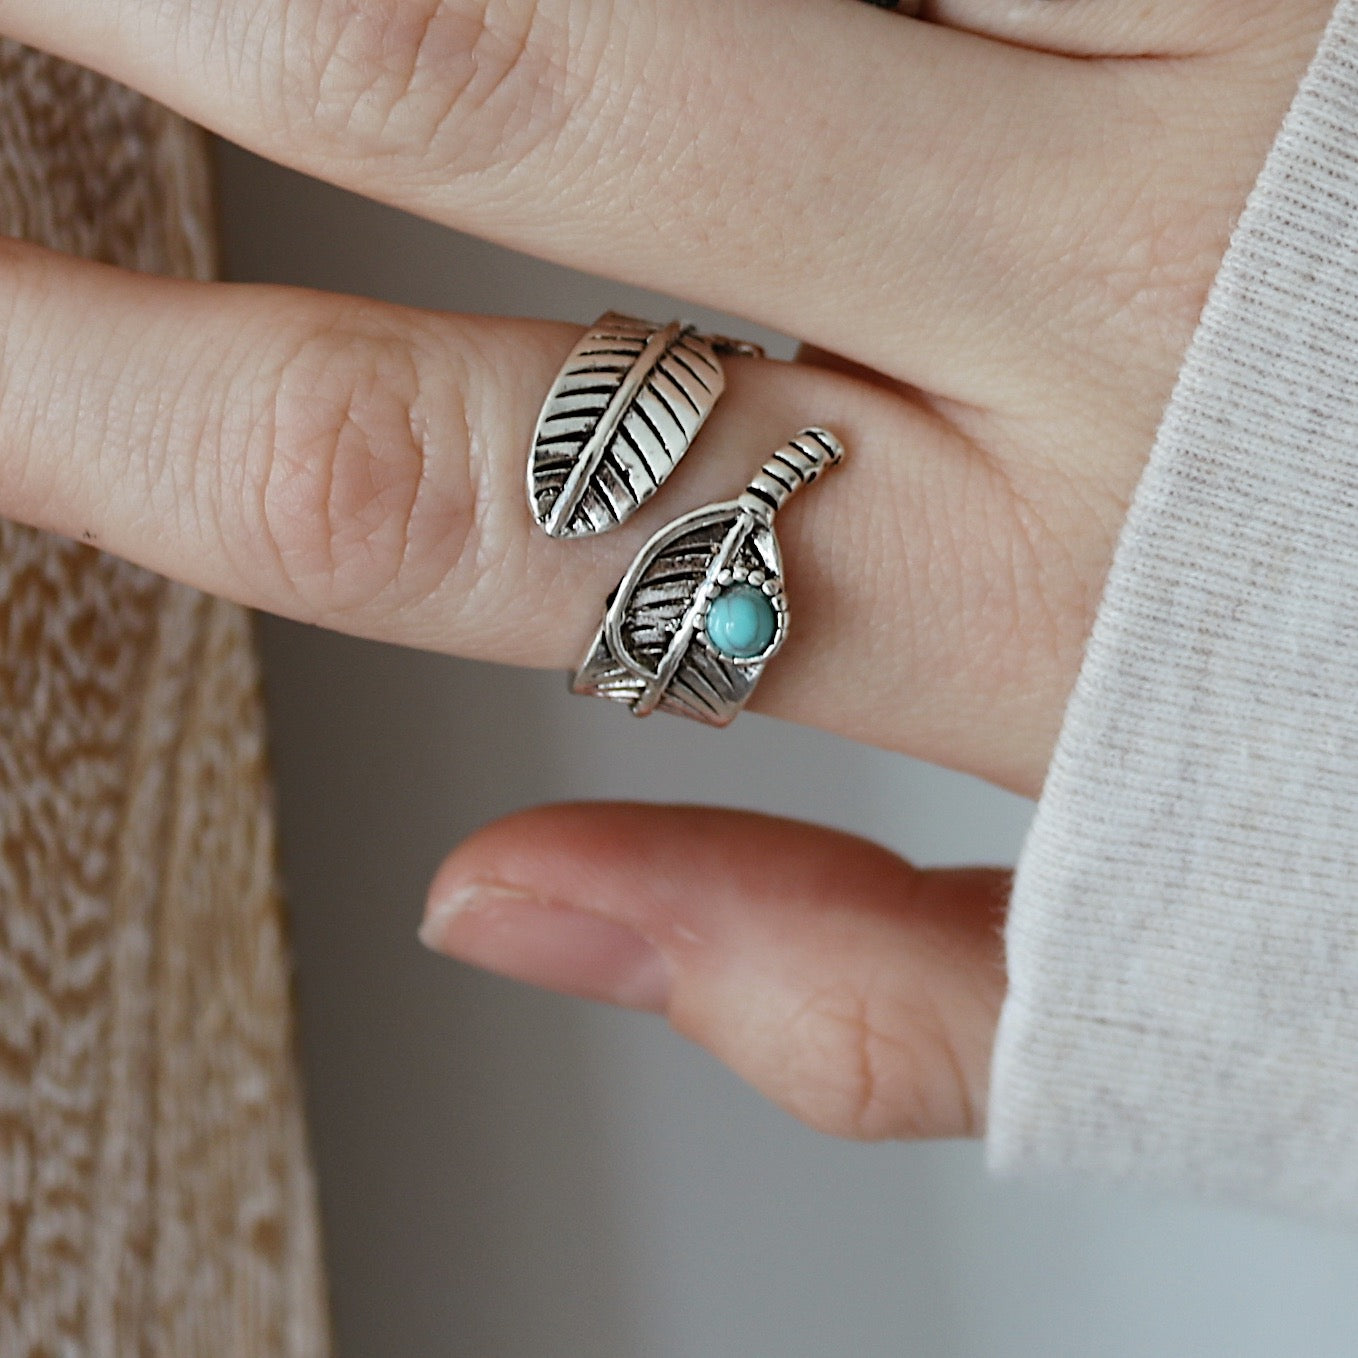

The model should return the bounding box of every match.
[706,584,777,659]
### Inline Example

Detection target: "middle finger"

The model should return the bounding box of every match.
[0,241,1066,792]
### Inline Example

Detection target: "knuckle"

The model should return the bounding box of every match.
[953,470,1109,755]
[251,319,472,620]
[980,485,1082,688]
[282,0,582,175]
[1057,89,1244,376]
[1087,184,1226,370]
[781,981,972,1143]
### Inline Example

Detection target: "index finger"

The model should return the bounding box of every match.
[1,0,1096,401]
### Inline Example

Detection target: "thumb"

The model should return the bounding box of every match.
[421,804,1009,1141]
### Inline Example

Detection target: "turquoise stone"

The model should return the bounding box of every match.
[707,584,777,659]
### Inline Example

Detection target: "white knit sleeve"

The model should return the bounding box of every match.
[985,0,1358,1218]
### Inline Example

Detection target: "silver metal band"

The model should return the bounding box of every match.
[527,312,765,540]
[572,429,846,727]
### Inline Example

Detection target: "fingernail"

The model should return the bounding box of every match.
[419,882,671,1014]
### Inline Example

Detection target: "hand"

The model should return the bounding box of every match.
[0,0,1332,1139]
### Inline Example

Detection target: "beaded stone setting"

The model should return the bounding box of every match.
[695,564,786,665]
[705,584,778,659]
[573,428,842,726]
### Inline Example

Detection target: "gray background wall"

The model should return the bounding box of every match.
[215,142,1358,1357]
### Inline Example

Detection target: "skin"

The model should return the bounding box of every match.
[0,0,1337,1140]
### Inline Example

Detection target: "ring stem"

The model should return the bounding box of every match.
[737,428,845,520]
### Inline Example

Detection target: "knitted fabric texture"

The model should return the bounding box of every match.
[987,0,1358,1218]
[0,44,330,1351]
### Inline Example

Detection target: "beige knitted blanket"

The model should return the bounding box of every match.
[0,43,330,1354]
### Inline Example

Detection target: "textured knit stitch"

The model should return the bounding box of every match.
[0,42,330,1350]
[986,0,1358,1218]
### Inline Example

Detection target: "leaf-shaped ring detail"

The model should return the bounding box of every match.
[572,428,845,726]
[527,312,764,539]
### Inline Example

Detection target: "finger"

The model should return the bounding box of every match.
[2,0,1099,398]
[420,804,1009,1141]
[0,242,1077,791]
[919,0,1325,57]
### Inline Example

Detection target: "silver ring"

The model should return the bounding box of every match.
[528,311,764,540]
[573,429,846,727]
